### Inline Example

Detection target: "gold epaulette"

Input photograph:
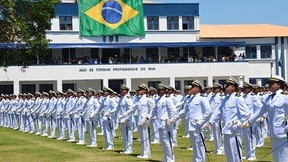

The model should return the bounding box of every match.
[281,91,288,95]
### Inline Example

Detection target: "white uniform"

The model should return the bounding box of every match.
[117,94,134,153]
[64,96,76,141]
[211,92,249,162]
[175,93,212,162]
[150,95,177,162]
[98,95,117,149]
[249,89,288,162]
[123,94,155,157]
[74,96,87,144]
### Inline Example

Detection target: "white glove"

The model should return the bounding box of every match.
[202,122,211,130]
[256,116,264,123]
[118,114,125,119]
[241,120,251,128]
[104,112,110,117]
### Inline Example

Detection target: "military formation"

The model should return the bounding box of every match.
[0,75,288,162]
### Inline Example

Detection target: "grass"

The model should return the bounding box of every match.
[0,121,273,162]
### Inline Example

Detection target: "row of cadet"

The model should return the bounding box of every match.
[0,75,288,162]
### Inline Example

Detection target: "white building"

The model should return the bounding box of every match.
[0,2,288,94]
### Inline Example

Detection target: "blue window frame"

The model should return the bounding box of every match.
[182,16,194,30]
[260,45,272,59]
[59,16,72,30]
[147,16,159,30]
[245,45,257,59]
[167,16,179,30]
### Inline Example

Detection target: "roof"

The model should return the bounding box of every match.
[200,24,288,38]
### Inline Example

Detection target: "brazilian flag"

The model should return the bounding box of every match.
[79,0,145,36]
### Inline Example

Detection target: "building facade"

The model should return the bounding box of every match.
[0,2,287,94]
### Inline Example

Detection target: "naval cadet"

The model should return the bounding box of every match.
[150,84,177,162]
[172,79,212,162]
[206,76,250,162]
[98,86,118,150]
[74,88,87,145]
[117,84,134,154]
[242,75,288,162]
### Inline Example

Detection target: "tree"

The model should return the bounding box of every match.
[0,0,60,67]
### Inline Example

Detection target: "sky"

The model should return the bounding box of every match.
[158,0,288,26]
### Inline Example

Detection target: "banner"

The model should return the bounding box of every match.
[79,0,145,36]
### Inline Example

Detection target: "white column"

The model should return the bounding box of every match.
[103,78,109,88]
[126,78,132,89]
[169,77,175,87]
[99,48,102,64]
[256,45,261,59]
[158,47,161,63]
[57,79,63,92]
[256,79,262,86]
[284,38,287,80]
[35,83,40,92]
[207,75,213,87]
[239,76,244,87]
[13,80,20,94]
[179,16,183,30]
[180,79,184,93]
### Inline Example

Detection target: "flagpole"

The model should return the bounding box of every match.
[270,54,273,77]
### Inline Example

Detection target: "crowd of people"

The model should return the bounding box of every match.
[1,75,286,162]
[47,53,246,65]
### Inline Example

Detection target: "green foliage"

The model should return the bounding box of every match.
[0,121,274,162]
[0,0,60,67]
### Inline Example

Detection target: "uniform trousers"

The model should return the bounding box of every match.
[159,126,175,162]
[103,119,114,149]
[87,118,97,146]
[37,115,43,134]
[256,122,265,146]
[223,134,242,162]
[138,124,151,157]
[243,127,256,158]
[49,116,57,137]
[190,130,205,162]
[212,122,224,153]
[76,116,85,142]
[271,137,288,162]
[65,116,75,140]
[26,114,35,132]
[120,122,133,152]
[151,118,159,142]
[57,117,65,138]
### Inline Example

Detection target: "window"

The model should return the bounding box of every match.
[59,16,72,30]
[167,48,180,62]
[261,45,272,59]
[146,48,158,63]
[148,81,161,88]
[182,16,194,30]
[184,80,193,86]
[0,85,13,95]
[218,80,226,87]
[62,48,76,64]
[63,84,74,92]
[147,16,159,30]
[39,84,53,93]
[245,46,257,59]
[167,16,179,30]
[22,84,35,93]
[175,81,181,91]
[249,78,269,85]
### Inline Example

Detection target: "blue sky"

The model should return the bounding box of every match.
[158,0,288,26]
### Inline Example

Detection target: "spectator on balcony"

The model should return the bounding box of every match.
[108,56,114,64]
[238,54,244,61]
[114,55,118,64]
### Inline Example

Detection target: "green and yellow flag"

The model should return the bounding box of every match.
[79,0,145,36]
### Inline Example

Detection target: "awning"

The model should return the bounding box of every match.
[48,41,246,49]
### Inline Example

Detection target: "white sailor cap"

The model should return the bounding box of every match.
[129,89,136,93]
[225,76,239,88]
[49,90,56,96]
[243,82,253,88]
[27,93,33,96]
[35,91,41,96]
[192,79,204,90]
[56,90,65,95]
[1,94,5,97]
[76,88,85,93]
[148,86,157,92]
[184,85,192,90]
[42,92,49,96]
[213,83,223,89]
[5,94,9,97]
[22,93,27,96]
[87,87,96,94]
[97,90,103,94]
[138,83,149,91]
[157,84,168,90]
[269,75,285,84]
[120,84,130,90]
[205,86,212,90]
[66,89,74,94]
[103,86,113,93]
[167,85,176,91]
